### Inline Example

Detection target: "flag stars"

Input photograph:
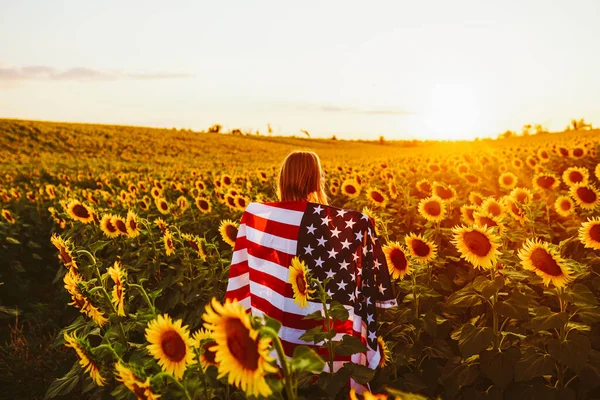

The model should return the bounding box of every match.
[321,215,332,226]
[331,226,341,238]
[315,257,324,268]
[340,238,351,249]
[317,236,327,247]
[378,284,386,295]
[304,244,314,255]
[373,259,381,270]
[345,218,356,229]
[325,269,335,279]
[352,252,360,262]
[367,314,374,324]
[313,205,324,215]
[355,231,364,242]
[336,209,347,218]
[339,260,350,270]
[337,280,348,291]
[368,331,377,342]
[327,247,338,259]
[306,224,317,235]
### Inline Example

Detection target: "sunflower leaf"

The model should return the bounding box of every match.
[291,345,325,374]
[515,347,557,381]
[329,301,349,322]
[495,292,529,320]
[302,310,324,321]
[263,314,282,333]
[548,333,591,372]
[530,306,568,332]
[566,283,598,307]
[44,361,81,399]
[446,284,482,308]
[334,334,368,356]
[458,323,494,357]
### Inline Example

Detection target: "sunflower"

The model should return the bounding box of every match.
[367,188,388,208]
[154,218,168,235]
[341,179,361,198]
[219,219,239,247]
[126,211,141,238]
[234,195,249,211]
[578,217,600,250]
[388,180,398,200]
[377,336,391,368]
[498,172,518,190]
[155,198,171,215]
[177,196,190,213]
[451,225,501,269]
[518,239,573,288]
[151,187,162,198]
[462,173,480,185]
[512,158,524,169]
[111,216,129,236]
[26,191,36,202]
[509,187,533,205]
[114,362,160,400]
[570,184,600,210]
[288,257,315,308]
[570,147,586,159]
[480,197,504,217]
[432,182,456,202]
[418,195,446,222]
[474,210,504,232]
[221,175,233,187]
[65,199,94,224]
[202,298,277,398]
[192,328,218,369]
[107,261,127,317]
[63,269,108,327]
[468,191,484,206]
[182,234,207,261]
[460,205,477,225]
[532,173,560,191]
[504,198,527,224]
[595,164,600,181]
[46,184,57,199]
[330,185,339,196]
[382,242,412,280]
[554,196,574,217]
[51,233,78,269]
[164,231,176,256]
[195,197,212,214]
[145,314,196,379]
[405,233,437,264]
[537,148,551,163]
[195,180,207,191]
[525,156,538,169]
[64,332,105,387]
[562,166,589,187]
[416,179,431,194]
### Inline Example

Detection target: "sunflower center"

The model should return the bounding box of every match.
[72,204,90,219]
[225,318,259,370]
[225,225,238,242]
[371,191,385,203]
[202,340,217,364]
[424,200,441,216]
[573,148,583,157]
[577,186,597,203]
[488,203,501,216]
[560,200,571,211]
[419,183,431,193]
[296,274,308,294]
[129,219,138,231]
[160,330,187,362]
[412,239,430,257]
[536,176,556,189]
[463,231,492,257]
[559,148,569,157]
[511,202,524,217]
[589,224,600,243]
[345,185,357,195]
[530,248,563,276]
[569,171,583,183]
[390,248,407,271]
[435,186,453,199]
[199,200,209,210]
[160,202,168,210]
[502,176,513,185]
[478,217,497,228]
[116,219,127,233]
[59,248,73,265]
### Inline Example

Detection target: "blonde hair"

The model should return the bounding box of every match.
[277,151,328,205]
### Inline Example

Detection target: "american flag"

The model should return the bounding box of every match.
[225,201,397,372]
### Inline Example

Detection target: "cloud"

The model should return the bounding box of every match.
[0,65,194,81]
[302,104,414,116]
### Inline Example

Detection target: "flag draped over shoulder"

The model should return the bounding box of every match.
[225,201,397,371]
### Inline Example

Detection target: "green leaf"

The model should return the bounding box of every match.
[339,362,376,384]
[458,323,494,357]
[335,334,368,356]
[329,301,349,322]
[299,325,323,343]
[446,284,482,308]
[515,348,556,382]
[548,334,591,372]
[5,237,21,245]
[44,362,81,399]
[263,314,282,333]
[479,347,520,389]
[495,292,529,320]
[422,310,437,337]
[530,306,568,332]
[578,307,600,324]
[472,275,504,299]
[302,310,324,321]
[290,345,325,374]
[567,283,598,307]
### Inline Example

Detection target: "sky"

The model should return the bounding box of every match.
[1,0,599,141]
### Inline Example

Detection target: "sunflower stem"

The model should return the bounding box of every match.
[151,372,192,400]
[94,266,128,345]
[260,327,295,400]
[314,279,336,376]
[129,283,156,314]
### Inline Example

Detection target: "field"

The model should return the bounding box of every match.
[1,118,600,400]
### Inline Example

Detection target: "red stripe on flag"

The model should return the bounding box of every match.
[225,286,249,303]
[244,212,301,241]
[245,239,295,269]
[280,338,353,361]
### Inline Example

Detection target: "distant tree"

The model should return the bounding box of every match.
[379,135,385,145]
[301,129,310,138]
[230,129,242,135]
[534,124,548,134]
[267,123,273,136]
[522,124,532,136]
[208,124,222,133]
[331,135,337,141]
[570,118,592,131]
[498,130,516,139]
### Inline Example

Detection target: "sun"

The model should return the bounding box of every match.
[422,84,480,140]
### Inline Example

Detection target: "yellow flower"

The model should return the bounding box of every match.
[417,195,446,222]
[341,178,361,198]
[107,261,126,317]
[579,217,600,250]
[377,336,391,368]
[126,210,141,238]
[177,196,190,213]
[382,242,411,280]
[468,191,484,206]
[192,328,218,370]
[182,234,207,261]
[234,195,249,211]
[562,166,589,187]
[349,388,388,400]
[219,219,239,247]
[114,362,161,400]
[1,209,15,224]
[145,314,196,380]
[155,198,171,215]
[367,188,388,208]
[570,184,600,210]
[498,172,518,190]
[164,231,176,256]
[451,225,501,269]
[473,211,505,236]
[532,173,560,191]
[195,197,212,213]
[111,216,129,236]
[416,179,431,194]
[202,298,277,398]
[64,332,105,387]
[288,257,315,308]
[63,269,108,327]
[509,187,533,205]
[432,182,456,202]
[554,196,574,217]
[51,233,78,269]
[65,199,94,224]
[460,205,477,225]
[154,218,168,235]
[480,197,504,217]
[405,233,437,264]
[99,214,120,238]
[518,239,573,288]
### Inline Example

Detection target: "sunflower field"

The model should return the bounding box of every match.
[1,118,600,400]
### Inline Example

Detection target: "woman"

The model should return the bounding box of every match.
[224,150,396,391]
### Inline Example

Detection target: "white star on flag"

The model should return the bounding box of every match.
[337,280,348,290]
[325,269,335,279]
[373,259,381,270]
[378,284,386,294]
[352,252,359,262]
[316,236,327,247]
[355,231,364,242]
[315,257,324,268]
[345,218,356,229]
[367,313,374,324]
[336,209,347,218]
[339,260,350,270]
[327,248,338,259]
[306,224,317,234]
[349,292,356,302]
[368,331,377,341]
[304,244,314,255]
[331,226,341,238]
[340,238,351,249]
[361,213,370,221]
[313,205,323,215]
[321,215,331,226]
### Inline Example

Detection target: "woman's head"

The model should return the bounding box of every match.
[277,150,328,205]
